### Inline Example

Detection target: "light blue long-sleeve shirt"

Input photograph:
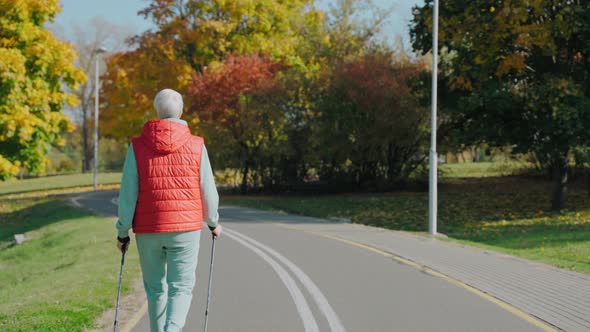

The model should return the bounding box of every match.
[116,118,220,238]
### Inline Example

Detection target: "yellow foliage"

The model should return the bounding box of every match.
[0,0,85,178]
[0,154,19,178]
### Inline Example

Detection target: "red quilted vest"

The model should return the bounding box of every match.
[131,119,204,233]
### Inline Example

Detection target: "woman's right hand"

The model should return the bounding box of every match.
[210,224,222,239]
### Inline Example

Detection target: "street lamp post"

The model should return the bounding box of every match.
[429,0,439,235]
[94,47,107,191]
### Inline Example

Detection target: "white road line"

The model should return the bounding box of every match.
[224,231,320,332]
[226,228,347,332]
[70,196,82,208]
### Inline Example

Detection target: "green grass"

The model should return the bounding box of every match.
[223,176,590,275]
[0,195,140,331]
[0,173,122,196]
[439,161,533,178]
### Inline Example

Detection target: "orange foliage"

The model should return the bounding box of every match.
[187,54,285,121]
[100,37,193,142]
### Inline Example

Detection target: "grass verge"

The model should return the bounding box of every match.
[0,173,122,196]
[0,194,140,331]
[223,176,590,275]
[439,161,533,178]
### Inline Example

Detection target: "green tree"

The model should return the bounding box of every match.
[411,0,590,210]
[0,0,85,179]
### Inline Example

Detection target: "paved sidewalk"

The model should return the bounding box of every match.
[224,206,590,332]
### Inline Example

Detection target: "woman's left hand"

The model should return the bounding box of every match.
[117,236,131,253]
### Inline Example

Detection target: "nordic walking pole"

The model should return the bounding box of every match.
[204,235,216,332]
[114,237,129,332]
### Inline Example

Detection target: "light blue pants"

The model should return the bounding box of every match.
[136,230,201,332]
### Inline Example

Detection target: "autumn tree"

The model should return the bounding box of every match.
[271,0,395,188]
[323,0,392,62]
[314,51,430,187]
[100,0,411,193]
[100,0,322,142]
[100,36,193,143]
[411,0,590,210]
[188,54,287,192]
[0,0,85,179]
[138,0,318,70]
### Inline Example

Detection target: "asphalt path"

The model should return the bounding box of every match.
[73,190,542,332]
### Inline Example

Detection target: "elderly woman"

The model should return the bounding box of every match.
[115,89,222,332]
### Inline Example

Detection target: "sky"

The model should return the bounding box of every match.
[51,0,424,49]
[51,0,152,37]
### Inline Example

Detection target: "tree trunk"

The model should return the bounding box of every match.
[387,143,397,181]
[240,162,250,194]
[471,146,480,162]
[551,157,568,211]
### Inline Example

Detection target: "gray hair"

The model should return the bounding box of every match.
[153,89,183,119]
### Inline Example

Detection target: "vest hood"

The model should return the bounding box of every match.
[139,119,192,154]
